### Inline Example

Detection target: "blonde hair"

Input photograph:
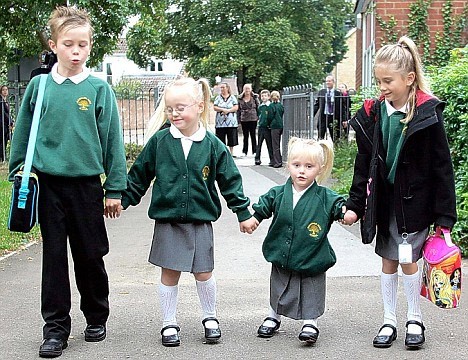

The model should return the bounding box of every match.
[271,91,280,101]
[374,36,431,124]
[287,137,334,184]
[48,6,93,43]
[429,269,453,308]
[147,77,212,138]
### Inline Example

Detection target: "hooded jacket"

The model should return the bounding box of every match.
[345,91,457,236]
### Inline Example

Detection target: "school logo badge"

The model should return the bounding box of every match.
[76,97,91,111]
[202,166,210,180]
[307,222,321,237]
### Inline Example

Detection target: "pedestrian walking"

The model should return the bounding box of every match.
[121,77,258,347]
[343,36,457,350]
[252,137,345,344]
[8,6,127,358]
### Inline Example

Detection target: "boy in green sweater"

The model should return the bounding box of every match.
[9,6,126,358]
[254,89,274,165]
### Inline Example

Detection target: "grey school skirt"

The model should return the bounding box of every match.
[375,206,429,262]
[149,222,214,273]
[270,264,326,320]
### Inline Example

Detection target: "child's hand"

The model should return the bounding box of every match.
[104,198,122,219]
[342,209,358,226]
[239,217,259,234]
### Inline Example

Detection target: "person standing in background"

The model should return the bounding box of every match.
[238,83,259,157]
[1,85,11,162]
[213,82,239,157]
[338,83,352,139]
[269,91,284,168]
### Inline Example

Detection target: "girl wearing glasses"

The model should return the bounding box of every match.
[121,77,258,347]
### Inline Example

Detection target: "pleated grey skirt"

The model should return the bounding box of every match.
[375,206,429,262]
[149,222,214,273]
[270,264,326,320]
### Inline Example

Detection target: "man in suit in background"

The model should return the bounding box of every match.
[313,75,346,142]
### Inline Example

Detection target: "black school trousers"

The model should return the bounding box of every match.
[37,172,110,340]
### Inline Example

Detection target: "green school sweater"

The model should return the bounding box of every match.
[257,102,272,128]
[121,129,252,222]
[9,74,127,198]
[269,101,284,129]
[253,179,345,276]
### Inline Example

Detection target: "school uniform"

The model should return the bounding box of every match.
[122,125,251,272]
[269,101,284,167]
[255,102,273,164]
[253,179,345,319]
[8,65,127,341]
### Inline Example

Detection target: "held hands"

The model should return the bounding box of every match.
[104,198,122,219]
[341,208,358,226]
[240,217,259,234]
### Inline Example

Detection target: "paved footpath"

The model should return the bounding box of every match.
[1,155,467,360]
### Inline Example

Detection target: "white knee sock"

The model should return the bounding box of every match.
[379,272,398,336]
[196,276,218,329]
[403,270,423,334]
[159,284,178,335]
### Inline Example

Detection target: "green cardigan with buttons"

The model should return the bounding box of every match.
[121,129,252,223]
[253,179,345,276]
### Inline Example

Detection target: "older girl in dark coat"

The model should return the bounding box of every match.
[344,36,456,351]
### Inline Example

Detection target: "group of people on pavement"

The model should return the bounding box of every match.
[213,82,284,168]
[6,4,457,359]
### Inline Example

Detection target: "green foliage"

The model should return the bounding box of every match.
[430,47,468,256]
[376,14,399,45]
[125,142,143,163]
[407,0,431,60]
[0,0,132,71]
[126,0,354,92]
[113,79,143,99]
[330,140,357,196]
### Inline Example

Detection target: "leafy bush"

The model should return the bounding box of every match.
[125,142,143,163]
[430,46,468,256]
[330,140,357,197]
[113,79,144,99]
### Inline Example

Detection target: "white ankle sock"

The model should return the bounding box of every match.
[159,283,178,335]
[263,306,281,328]
[302,319,318,333]
[196,276,218,329]
[403,271,423,335]
[379,272,398,336]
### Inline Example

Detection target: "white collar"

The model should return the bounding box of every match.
[51,63,91,84]
[170,123,206,141]
[260,101,270,106]
[385,99,408,116]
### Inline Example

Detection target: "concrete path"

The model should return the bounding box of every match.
[1,151,467,360]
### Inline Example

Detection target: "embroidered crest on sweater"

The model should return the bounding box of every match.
[77,97,91,111]
[307,222,322,237]
[202,166,210,180]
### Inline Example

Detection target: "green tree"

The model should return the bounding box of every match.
[0,0,132,72]
[126,0,353,92]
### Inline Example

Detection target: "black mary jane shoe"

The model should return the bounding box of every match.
[405,320,425,349]
[257,317,281,338]
[373,324,397,348]
[84,324,106,342]
[298,324,320,344]
[202,317,221,343]
[39,338,68,358]
[161,325,181,347]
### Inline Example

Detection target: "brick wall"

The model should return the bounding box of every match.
[375,0,468,49]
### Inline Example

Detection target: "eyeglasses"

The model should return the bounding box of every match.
[164,103,197,115]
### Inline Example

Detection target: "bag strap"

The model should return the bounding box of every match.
[18,74,47,209]
[435,226,455,247]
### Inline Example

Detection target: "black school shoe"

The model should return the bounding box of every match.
[373,324,397,348]
[39,338,68,358]
[202,317,221,343]
[257,317,281,338]
[405,320,425,349]
[161,325,181,347]
[298,324,319,344]
[84,324,106,342]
